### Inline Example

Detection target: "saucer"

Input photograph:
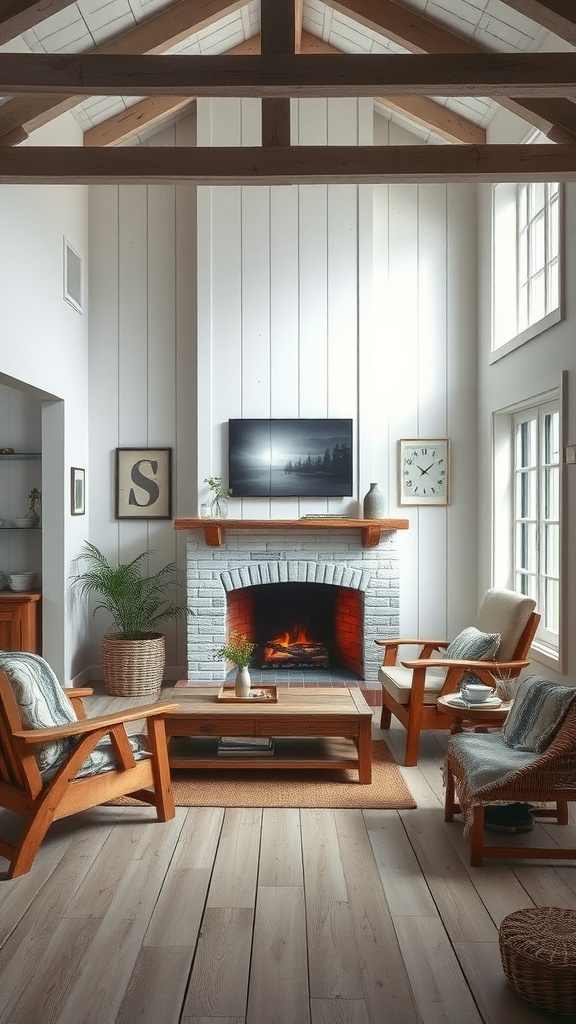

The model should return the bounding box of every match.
[444,695,503,710]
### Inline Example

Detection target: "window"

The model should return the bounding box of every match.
[493,385,563,668]
[492,178,561,360]
[513,401,560,653]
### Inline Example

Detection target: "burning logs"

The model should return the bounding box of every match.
[263,641,329,668]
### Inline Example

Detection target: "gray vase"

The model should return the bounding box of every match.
[363,482,385,519]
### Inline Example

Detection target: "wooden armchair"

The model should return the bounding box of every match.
[0,656,178,879]
[445,693,576,866]
[377,589,539,766]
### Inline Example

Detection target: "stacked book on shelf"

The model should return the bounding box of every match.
[217,736,275,757]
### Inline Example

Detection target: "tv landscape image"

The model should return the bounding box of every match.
[228,419,353,497]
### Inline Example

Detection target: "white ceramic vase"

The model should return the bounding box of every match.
[235,666,251,698]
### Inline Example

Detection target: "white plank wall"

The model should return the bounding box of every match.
[88,117,197,679]
[196,97,373,520]
[88,101,480,678]
[373,115,478,642]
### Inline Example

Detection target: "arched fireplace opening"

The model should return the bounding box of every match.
[227,581,364,678]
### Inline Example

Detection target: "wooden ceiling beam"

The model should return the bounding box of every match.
[0,0,76,45]
[261,0,295,147]
[1,144,575,184]
[500,1,576,47]
[0,0,245,140]
[301,31,485,144]
[85,31,484,148]
[83,35,261,148]
[375,96,485,145]
[331,0,576,140]
[83,97,194,147]
[325,0,479,55]
[2,51,576,98]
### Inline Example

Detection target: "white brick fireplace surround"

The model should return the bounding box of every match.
[180,522,403,683]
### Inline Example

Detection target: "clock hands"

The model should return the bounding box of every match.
[418,463,435,477]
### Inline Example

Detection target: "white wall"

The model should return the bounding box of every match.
[373,115,479,643]
[193,100,480,646]
[477,106,576,683]
[196,97,374,518]
[0,112,89,682]
[88,114,197,679]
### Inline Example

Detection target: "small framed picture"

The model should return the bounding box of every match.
[399,438,450,506]
[70,467,86,515]
[115,448,172,520]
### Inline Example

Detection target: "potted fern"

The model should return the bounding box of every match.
[70,541,190,697]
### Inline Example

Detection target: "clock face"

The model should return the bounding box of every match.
[399,440,449,505]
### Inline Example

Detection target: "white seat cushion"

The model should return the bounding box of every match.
[379,665,447,706]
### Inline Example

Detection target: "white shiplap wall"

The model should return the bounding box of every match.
[88,101,480,677]
[196,97,375,519]
[88,114,197,679]
[372,116,479,643]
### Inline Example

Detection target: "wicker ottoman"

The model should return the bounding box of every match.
[499,908,576,1015]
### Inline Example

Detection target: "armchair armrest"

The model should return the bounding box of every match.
[67,688,94,700]
[13,701,180,745]
[401,658,530,671]
[376,638,449,666]
[375,639,449,648]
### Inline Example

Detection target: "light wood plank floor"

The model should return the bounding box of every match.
[0,689,574,1024]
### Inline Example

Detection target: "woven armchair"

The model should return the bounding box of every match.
[444,702,576,866]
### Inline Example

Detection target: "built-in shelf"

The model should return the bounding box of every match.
[0,453,41,460]
[174,517,409,549]
[0,527,41,532]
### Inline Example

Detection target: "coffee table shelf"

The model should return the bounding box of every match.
[168,735,363,771]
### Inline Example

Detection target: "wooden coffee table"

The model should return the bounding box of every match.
[161,686,373,783]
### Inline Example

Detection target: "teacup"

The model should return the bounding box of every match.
[460,682,494,704]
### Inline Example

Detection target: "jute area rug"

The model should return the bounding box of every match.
[119,741,416,810]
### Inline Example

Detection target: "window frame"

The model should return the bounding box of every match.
[490,179,563,364]
[492,376,565,672]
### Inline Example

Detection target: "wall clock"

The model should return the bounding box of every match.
[399,438,450,506]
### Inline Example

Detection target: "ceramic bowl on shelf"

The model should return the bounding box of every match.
[8,572,37,591]
[13,517,35,529]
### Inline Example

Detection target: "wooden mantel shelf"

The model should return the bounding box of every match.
[174,517,409,549]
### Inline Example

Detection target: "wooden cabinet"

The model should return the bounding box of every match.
[0,592,41,653]
[0,453,42,653]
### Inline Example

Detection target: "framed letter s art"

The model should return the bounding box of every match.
[115,448,172,520]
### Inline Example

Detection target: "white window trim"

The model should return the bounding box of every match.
[489,307,562,365]
[492,373,566,673]
[490,183,564,363]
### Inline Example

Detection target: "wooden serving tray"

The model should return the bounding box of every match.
[217,685,278,703]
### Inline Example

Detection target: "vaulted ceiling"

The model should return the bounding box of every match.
[0,0,575,183]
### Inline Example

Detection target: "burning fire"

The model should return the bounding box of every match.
[270,625,311,648]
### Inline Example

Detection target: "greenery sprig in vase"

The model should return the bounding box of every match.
[204,476,232,519]
[214,629,256,697]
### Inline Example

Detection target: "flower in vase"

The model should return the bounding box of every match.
[214,629,256,667]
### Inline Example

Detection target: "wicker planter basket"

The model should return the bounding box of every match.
[101,633,165,698]
[499,908,576,1015]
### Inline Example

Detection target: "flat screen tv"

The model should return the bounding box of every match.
[228,418,353,498]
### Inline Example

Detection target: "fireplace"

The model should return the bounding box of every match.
[179,522,403,682]
[227,581,364,675]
